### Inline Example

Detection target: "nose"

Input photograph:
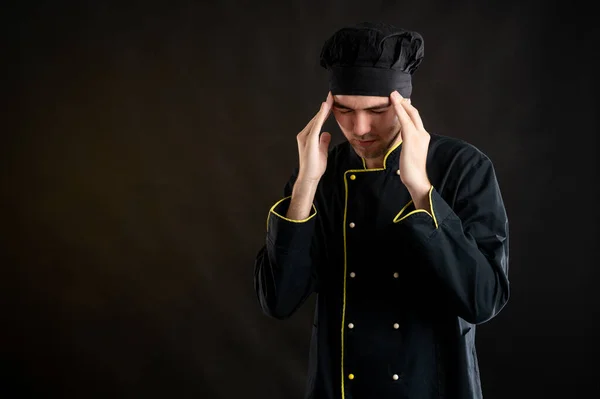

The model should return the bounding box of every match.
[352,112,371,136]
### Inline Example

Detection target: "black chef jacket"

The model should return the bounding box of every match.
[254,133,510,399]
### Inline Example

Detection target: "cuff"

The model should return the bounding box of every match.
[392,186,453,231]
[266,196,317,249]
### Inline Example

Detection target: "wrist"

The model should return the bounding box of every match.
[293,177,320,196]
[287,179,318,221]
[407,181,432,210]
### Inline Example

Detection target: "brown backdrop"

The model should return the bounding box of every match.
[2,0,598,397]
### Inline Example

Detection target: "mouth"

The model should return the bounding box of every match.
[356,140,376,148]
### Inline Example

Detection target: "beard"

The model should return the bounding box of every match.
[353,127,402,160]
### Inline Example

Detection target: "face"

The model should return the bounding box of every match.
[331,94,404,163]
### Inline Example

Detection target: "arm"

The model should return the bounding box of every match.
[254,93,333,320]
[393,157,510,324]
[253,172,320,320]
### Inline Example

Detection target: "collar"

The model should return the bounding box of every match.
[346,139,403,171]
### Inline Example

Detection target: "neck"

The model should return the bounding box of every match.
[365,157,384,169]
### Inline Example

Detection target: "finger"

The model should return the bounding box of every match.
[315,92,334,128]
[317,94,333,127]
[400,99,424,131]
[319,131,331,154]
[390,91,415,131]
[299,108,321,138]
[299,93,333,142]
[300,114,318,136]
[309,100,332,142]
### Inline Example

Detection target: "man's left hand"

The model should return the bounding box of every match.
[390,90,432,209]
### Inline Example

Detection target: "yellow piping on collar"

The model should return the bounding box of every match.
[360,139,402,171]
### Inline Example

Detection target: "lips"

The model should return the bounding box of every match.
[356,140,376,148]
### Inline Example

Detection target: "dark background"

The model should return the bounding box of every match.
[2,0,598,398]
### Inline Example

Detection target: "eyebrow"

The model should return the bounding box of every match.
[333,100,391,111]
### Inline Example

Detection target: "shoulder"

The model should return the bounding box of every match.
[429,133,493,171]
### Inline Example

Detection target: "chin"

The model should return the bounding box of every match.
[353,145,382,159]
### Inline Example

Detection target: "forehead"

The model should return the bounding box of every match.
[333,94,390,109]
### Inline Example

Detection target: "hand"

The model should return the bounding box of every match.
[390,91,432,196]
[295,92,334,184]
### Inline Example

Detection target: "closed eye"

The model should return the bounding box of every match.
[334,106,389,114]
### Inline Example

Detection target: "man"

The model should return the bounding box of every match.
[254,21,510,399]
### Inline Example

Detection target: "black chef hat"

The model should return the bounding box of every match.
[320,22,424,98]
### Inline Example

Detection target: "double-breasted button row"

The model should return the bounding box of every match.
[347,174,356,228]
[348,271,398,278]
[347,373,401,380]
[346,322,400,329]
[345,170,403,385]
[348,171,400,178]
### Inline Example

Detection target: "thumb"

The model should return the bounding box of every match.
[319,132,331,152]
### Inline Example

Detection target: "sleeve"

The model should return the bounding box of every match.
[253,170,320,320]
[392,157,510,324]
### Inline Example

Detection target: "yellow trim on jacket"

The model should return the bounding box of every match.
[266,195,317,231]
[392,185,439,229]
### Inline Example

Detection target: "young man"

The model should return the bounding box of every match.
[254,21,510,399]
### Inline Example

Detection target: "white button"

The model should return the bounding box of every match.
[393,272,399,278]
[349,222,356,228]
[396,169,401,175]
[348,323,354,329]
[350,272,356,278]
[393,323,400,329]
[392,374,399,380]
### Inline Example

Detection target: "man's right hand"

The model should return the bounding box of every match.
[296,92,334,183]
[285,92,333,220]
